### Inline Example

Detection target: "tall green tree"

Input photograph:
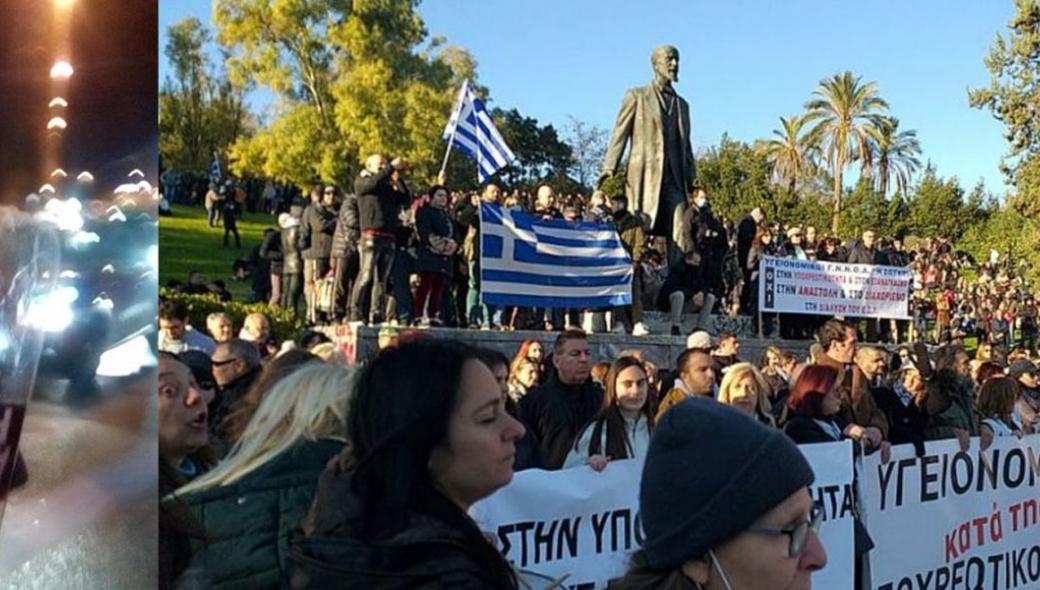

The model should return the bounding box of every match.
[866,116,921,196]
[804,71,889,233]
[160,18,250,173]
[755,114,818,196]
[968,0,1040,184]
[697,135,775,224]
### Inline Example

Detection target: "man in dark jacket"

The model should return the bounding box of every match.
[681,189,728,299]
[857,346,926,452]
[519,331,603,470]
[209,339,262,447]
[259,226,283,307]
[454,184,501,328]
[349,155,412,324]
[656,249,716,336]
[845,229,887,341]
[736,206,763,283]
[610,195,648,335]
[329,193,361,322]
[279,209,304,317]
[299,186,339,324]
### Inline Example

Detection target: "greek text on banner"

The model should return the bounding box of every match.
[757,256,912,320]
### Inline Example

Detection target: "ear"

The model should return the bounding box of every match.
[680,558,711,586]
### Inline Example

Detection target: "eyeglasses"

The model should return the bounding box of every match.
[211,357,239,368]
[745,501,823,558]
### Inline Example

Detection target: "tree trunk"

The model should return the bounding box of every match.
[832,160,842,234]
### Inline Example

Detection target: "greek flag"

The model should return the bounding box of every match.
[209,152,221,182]
[480,202,633,308]
[443,80,516,183]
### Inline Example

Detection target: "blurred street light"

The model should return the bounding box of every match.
[39,184,56,194]
[50,61,73,79]
[76,171,94,182]
[51,168,67,178]
[47,116,67,130]
[55,0,75,7]
[49,97,68,108]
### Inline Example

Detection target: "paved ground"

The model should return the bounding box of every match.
[0,372,156,589]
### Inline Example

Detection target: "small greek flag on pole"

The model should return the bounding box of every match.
[442,80,516,183]
[479,202,633,308]
[210,151,222,182]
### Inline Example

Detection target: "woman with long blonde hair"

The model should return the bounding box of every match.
[173,362,356,589]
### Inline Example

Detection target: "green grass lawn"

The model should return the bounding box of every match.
[159,204,279,301]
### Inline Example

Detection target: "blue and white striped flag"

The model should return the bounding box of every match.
[210,152,221,182]
[479,202,633,308]
[443,80,516,183]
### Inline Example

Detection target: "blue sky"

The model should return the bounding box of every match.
[159,0,1014,195]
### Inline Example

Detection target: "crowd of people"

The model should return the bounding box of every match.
[163,161,1038,357]
[157,297,1039,588]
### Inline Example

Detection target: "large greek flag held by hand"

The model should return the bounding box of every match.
[442,80,516,183]
[480,203,633,308]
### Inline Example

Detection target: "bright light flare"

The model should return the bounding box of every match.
[55,0,76,8]
[50,61,73,80]
[67,230,100,249]
[97,335,155,378]
[49,97,67,108]
[77,171,94,182]
[51,168,67,178]
[36,197,84,232]
[47,117,67,130]
[106,206,126,223]
[23,285,78,333]
[39,184,56,194]
[101,264,115,273]
[128,169,144,178]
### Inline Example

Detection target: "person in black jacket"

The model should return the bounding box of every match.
[289,339,524,589]
[348,154,412,324]
[656,249,716,336]
[279,210,304,317]
[782,364,848,444]
[259,226,283,307]
[414,185,458,325]
[329,193,360,322]
[518,330,604,470]
[298,186,339,324]
[221,187,241,248]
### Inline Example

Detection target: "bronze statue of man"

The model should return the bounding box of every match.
[599,45,696,259]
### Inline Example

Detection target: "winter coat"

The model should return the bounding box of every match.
[183,439,345,590]
[280,221,302,276]
[298,203,338,260]
[924,371,979,440]
[329,194,361,259]
[288,456,517,589]
[783,414,847,445]
[613,209,646,263]
[815,354,891,440]
[259,230,284,276]
[846,241,886,266]
[415,204,458,275]
[519,374,604,471]
[656,258,709,310]
[354,168,411,233]
[871,383,928,451]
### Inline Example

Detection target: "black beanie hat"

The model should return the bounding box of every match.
[639,397,815,570]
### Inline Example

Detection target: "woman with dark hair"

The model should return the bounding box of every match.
[289,339,525,588]
[564,356,653,470]
[220,349,320,445]
[512,338,548,385]
[977,377,1024,447]
[782,365,847,444]
[413,184,458,325]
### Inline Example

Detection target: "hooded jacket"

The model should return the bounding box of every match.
[279,214,302,275]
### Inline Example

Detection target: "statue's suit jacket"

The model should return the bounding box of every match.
[601,83,696,231]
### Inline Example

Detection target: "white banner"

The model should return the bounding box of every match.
[862,435,1040,590]
[470,441,854,589]
[758,256,912,319]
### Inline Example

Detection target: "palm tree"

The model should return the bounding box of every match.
[804,71,888,232]
[756,114,818,196]
[866,116,922,196]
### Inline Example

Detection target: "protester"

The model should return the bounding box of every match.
[656,249,716,336]
[976,377,1025,448]
[219,349,320,446]
[221,187,241,248]
[413,184,458,325]
[783,365,849,444]
[814,319,890,448]
[278,211,304,317]
[349,155,412,325]
[209,339,263,448]
[174,364,353,589]
[300,185,339,324]
[258,226,284,308]
[519,330,603,470]
[290,339,524,588]
[455,184,503,329]
[564,356,654,470]
[609,194,649,336]
[1008,358,1039,432]
[717,362,776,427]
[656,348,716,420]
[239,312,278,358]
[911,342,978,447]
[711,332,742,384]
[872,357,929,452]
[329,191,361,322]
[612,397,826,589]
[206,312,234,345]
[160,299,216,355]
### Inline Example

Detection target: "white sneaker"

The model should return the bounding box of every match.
[632,322,650,336]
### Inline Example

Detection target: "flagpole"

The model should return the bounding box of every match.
[439,80,469,181]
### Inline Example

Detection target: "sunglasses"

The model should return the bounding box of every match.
[210,357,239,368]
[746,501,823,558]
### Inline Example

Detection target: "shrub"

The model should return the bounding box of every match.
[159,288,304,344]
